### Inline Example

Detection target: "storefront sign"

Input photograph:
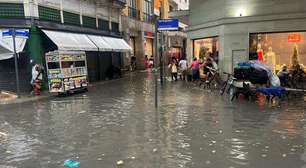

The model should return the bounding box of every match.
[145,32,154,38]
[157,19,179,31]
[288,33,301,42]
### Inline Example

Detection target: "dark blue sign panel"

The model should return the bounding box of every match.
[157,19,179,31]
[2,29,29,37]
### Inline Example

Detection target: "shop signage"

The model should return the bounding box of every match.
[157,19,179,31]
[288,33,301,43]
[145,32,154,38]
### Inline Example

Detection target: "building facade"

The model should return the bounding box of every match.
[188,0,306,75]
[166,0,188,60]
[121,0,155,70]
[0,0,128,93]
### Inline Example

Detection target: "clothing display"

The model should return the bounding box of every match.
[265,47,276,72]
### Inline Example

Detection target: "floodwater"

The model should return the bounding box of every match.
[0,72,306,168]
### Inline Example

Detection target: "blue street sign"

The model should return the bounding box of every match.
[2,29,29,38]
[157,19,179,31]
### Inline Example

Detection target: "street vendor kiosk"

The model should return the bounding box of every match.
[46,51,88,94]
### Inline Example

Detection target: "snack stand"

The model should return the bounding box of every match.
[46,51,88,94]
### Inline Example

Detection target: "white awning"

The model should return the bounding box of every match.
[42,30,98,51]
[87,35,113,51]
[101,36,132,52]
[0,29,28,60]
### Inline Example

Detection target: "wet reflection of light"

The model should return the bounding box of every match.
[228,138,249,165]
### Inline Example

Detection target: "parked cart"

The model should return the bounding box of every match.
[46,50,88,95]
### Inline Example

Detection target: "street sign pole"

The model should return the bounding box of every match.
[12,28,20,97]
[160,31,164,85]
[159,0,164,85]
[154,17,159,108]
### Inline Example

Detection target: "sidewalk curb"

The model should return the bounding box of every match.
[0,74,133,105]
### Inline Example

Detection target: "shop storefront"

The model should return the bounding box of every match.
[0,29,30,93]
[249,32,306,73]
[144,32,154,60]
[193,37,219,63]
[42,29,132,93]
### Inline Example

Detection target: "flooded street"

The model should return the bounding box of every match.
[1,72,306,168]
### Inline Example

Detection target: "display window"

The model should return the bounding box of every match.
[193,37,219,63]
[167,47,181,59]
[249,32,306,72]
[144,38,153,58]
[129,37,136,57]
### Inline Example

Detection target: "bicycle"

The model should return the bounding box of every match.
[200,67,221,90]
[220,72,236,95]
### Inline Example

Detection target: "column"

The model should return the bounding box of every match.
[135,31,145,69]
[27,26,46,89]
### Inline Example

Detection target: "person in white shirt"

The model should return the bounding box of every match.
[179,58,188,81]
[31,64,43,96]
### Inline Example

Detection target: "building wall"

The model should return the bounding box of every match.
[121,0,156,69]
[188,0,306,74]
[190,0,306,27]
[169,0,188,10]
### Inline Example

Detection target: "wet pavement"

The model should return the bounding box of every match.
[0,72,306,168]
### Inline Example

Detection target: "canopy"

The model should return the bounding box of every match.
[87,35,113,51]
[42,30,98,51]
[101,36,132,52]
[0,29,28,60]
[43,30,132,52]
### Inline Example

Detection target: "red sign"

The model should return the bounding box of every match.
[145,32,153,38]
[288,33,301,43]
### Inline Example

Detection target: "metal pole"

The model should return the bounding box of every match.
[12,28,20,98]
[160,31,164,84]
[159,0,164,85]
[154,18,159,108]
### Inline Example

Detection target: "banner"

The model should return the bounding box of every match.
[154,0,160,16]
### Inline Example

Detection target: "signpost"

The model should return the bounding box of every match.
[2,29,29,97]
[157,19,179,31]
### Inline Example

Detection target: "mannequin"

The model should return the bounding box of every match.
[257,43,264,62]
[265,47,276,72]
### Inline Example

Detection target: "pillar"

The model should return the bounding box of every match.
[135,31,145,69]
[27,26,45,89]
[137,0,144,21]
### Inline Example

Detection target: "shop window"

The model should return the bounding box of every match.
[63,11,80,26]
[128,0,139,19]
[38,6,61,23]
[193,37,219,64]
[98,19,109,31]
[144,38,153,58]
[249,32,306,72]
[82,16,96,28]
[168,47,181,60]
[143,0,152,22]
[111,22,119,33]
[0,3,24,18]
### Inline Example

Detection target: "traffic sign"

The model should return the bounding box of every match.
[2,29,29,38]
[157,19,179,31]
